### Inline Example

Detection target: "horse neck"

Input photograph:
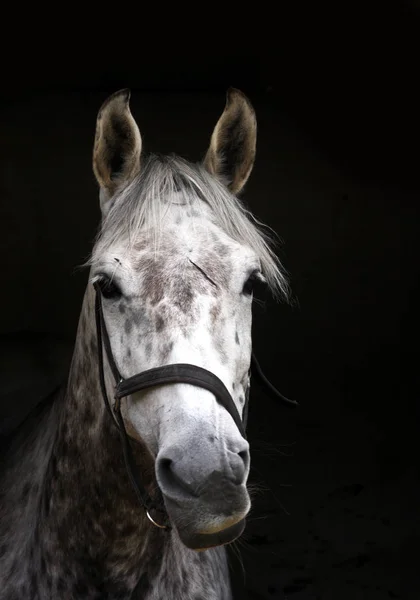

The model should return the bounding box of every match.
[45,284,160,568]
[1,285,165,598]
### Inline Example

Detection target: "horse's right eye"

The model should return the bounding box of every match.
[94,275,122,300]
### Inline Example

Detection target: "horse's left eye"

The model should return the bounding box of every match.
[242,271,266,296]
[95,275,122,300]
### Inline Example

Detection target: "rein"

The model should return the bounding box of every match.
[94,284,298,530]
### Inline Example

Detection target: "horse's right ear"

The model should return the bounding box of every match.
[93,89,142,216]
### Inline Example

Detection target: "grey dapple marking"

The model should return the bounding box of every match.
[0,89,288,599]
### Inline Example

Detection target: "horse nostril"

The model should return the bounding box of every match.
[238,450,248,462]
[157,457,177,487]
[159,458,173,474]
[227,448,250,484]
[156,456,197,498]
[239,444,250,469]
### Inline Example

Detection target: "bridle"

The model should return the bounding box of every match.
[94,284,299,530]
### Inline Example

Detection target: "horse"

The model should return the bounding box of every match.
[0,88,293,599]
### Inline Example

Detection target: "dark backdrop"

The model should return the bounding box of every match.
[0,2,418,598]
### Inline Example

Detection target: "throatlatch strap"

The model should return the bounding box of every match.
[251,353,299,408]
[94,289,118,423]
[95,287,122,384]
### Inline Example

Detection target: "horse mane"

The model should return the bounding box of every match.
[88,154,290,300]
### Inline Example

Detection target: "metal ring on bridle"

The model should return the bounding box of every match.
[146,510,169,529]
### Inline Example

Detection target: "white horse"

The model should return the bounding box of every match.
[0,88,290,599]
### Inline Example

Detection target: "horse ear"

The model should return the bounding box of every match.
[93,89,142,215]
[203,88,257,195]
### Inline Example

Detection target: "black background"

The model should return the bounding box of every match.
[0,2,419,598]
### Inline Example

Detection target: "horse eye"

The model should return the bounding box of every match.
[242,271,266,296]
[95,275,122,300]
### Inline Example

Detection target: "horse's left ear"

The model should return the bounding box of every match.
[203,88,257,195]
[93,89,142,215]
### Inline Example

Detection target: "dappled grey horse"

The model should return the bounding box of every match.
[0,89,293,599]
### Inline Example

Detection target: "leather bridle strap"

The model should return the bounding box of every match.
[116,364,246,437]
[250,353,298,409]
[95,285,168,527]
[94,285,298,529]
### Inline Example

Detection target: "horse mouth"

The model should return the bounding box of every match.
[159,482,250,550]
[176,518,246,550]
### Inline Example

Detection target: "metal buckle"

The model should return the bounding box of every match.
[146,509,168,530]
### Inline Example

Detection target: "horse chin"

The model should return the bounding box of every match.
[161,493,249,550]
[175,518,246,551]
[157,471,251,549]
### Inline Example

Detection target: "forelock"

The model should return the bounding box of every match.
[88,154,290,300]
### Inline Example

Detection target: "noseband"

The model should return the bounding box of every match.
[94,285,298,530]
